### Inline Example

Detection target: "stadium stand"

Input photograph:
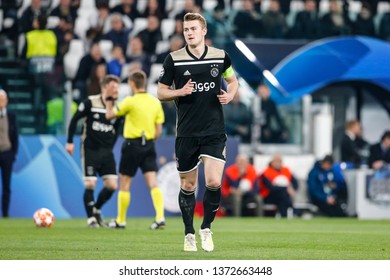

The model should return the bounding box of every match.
[155,40,170,55]
[148,63,162,85]
[46,15,60,29]
[0,58,35,134]
[160,18,175,40]
[99,39,113,61]
[130,17,148,37]
[63,39,85,80]
[74,16,90,39]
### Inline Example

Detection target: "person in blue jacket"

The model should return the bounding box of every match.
[307,155,347,217]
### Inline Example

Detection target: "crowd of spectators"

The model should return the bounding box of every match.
[3,0,390,68]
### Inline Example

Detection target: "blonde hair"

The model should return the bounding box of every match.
[183,12,207,29]
[345,120,360,130]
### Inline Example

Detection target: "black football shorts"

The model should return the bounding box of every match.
[82,147,117,180]
[175,134,227,173]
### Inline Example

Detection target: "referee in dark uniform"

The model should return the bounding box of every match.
[66,75,122,228]
[157,12,239,252]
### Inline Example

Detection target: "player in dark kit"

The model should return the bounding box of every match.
[157,12,238,252]
[66,75,122,228]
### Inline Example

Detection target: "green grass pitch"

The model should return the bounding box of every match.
[0,217,389,260]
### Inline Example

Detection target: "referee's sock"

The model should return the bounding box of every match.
[150,187,165,222]
[201,185,221,230]
[95,187,115,210]
[117,190,130,224]
[83,189,95,218]
[179,188,196,235]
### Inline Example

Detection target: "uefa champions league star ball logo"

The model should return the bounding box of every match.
[159,67,165,78]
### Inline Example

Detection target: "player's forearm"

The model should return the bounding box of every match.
[157,84,181,101]
[157,88,177,101]
[66,117,78,143]
[155,124,163,139]
[226,76,239,99]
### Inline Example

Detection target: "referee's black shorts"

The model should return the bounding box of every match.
[119,138,158,177]
[175,133,227,173]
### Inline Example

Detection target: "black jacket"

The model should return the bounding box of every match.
[340,133,361,166]
[368,142,390,168]
[6,111,19,161]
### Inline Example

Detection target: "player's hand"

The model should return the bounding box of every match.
[181,79,194,96]
[217,89,233,105]
[287,185,296,198]
[65,143,75,155]
[327,195,336,205]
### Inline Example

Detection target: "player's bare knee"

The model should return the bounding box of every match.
[84,180,96,189]
[105,183,118,191]
[181,182,197,192]
[205,178,221,189]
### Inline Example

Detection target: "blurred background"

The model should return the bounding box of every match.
[1,0,390,219]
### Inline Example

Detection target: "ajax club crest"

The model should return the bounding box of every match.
[210,67,219,77]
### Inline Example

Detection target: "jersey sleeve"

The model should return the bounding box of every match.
[158,54,175,87]
[67,99,91,143]
[222,51,235,79]
[114,97,131,117]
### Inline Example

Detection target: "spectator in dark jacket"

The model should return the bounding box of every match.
[126,35,152,76]
[110,0,140,22]
[52,15,79,66]
[223,90,253,144]
[136,15,163,55]
[103,13,132,54]
[232,0,262,38]
[50,0,78,23]
[308,155,347,217]
[141,0,167,21]
[261,0,288,39]
[19,0,47,33]
[379,11,390,41]
[73,43,106,102]
[257,83,288,143]
[289,0,321,40]
[368,130,390,170]
[340,120,369,168]
[319,0,352,37]
[352,2,376,37]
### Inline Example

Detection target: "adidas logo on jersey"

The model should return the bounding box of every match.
[183,70,191,76]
